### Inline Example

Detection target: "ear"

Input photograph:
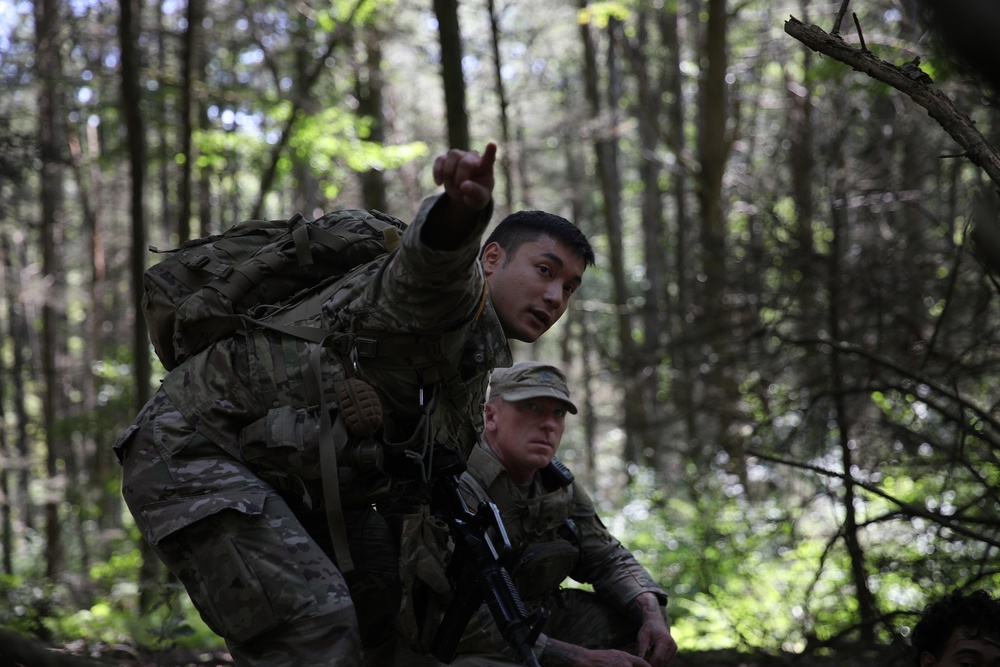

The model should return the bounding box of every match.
[919,650,937,667]
[483,401,499,432]
[481,242,504,277]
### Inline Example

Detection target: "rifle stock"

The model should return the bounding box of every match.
[430,467,547,666]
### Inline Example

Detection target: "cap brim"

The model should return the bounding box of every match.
[497,388,578,414]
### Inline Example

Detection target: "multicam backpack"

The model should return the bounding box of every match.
[142,209,406,369]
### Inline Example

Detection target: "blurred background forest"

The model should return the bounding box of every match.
[2,0,1000,664]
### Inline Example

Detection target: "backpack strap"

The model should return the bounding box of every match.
[304,339,356,574]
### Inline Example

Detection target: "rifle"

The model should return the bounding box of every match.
[430,454,548,666]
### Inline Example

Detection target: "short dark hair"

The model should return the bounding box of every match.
[912,590,1000,665]
[481,210,595,267]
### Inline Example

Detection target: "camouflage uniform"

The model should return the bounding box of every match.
[452,442,668,666]
[114,194,511,666]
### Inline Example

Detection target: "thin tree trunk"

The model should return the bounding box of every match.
[357,28,388,212]
[487,0,513,216]
[579,9,648,470]
[0,234,12,576]
[35,0,66,580]
[5,235,32,533]
[561,84,593,478]
[433,0,470,150]
[120,0,156,611]
[624,9,668,469]
[695,0,743,484]
[156,2,173,246]
[67,128,100,575]
[178,0,203,241]
[828,184,878,644]
[661,4,696,449]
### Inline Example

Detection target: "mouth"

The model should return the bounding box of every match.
[529,308,552,329]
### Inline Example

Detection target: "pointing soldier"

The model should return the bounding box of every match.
[115,144,594,666]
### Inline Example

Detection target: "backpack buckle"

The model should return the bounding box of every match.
[354,336,379,358]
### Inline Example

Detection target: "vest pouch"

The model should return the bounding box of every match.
[398,506,453,654]
[239,404,324,480]
[512,538,581,601]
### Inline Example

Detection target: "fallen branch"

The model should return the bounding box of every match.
[0,629,112,667]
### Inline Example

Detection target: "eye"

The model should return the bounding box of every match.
[537,264,552,276]
[563,283,576,295]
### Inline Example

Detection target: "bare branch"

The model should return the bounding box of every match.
[783,16,1000,190]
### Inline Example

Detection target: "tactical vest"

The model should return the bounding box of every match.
[162,253,507,497]
[462,446,584,602]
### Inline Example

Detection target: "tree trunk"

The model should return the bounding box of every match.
[661,4,697,452]
[4,234,32,534]
[828,181,878,644]
[487,0,513,217]
[120,0,157,611]
[0,235,12,576]
[625,9,669,469]
[35,0,66,581]
[357,27,388,212]
[178,0,203,241]
[433,0,470,150]
[695,0,743,483]
[579,8,649,470]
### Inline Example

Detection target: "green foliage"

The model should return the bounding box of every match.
[50,578,223,651]
[611,463,1000,655]
[0,574,58,639]
[5,542,226,651]
[292,108,428,198]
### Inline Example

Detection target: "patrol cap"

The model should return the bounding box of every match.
[488,361,578,414]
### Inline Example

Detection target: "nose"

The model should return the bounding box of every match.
[542,280,563,307]
[539,411,559,431]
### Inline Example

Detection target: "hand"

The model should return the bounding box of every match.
[636,618,677,667]
[631,593,677,667]
[432,142,497,213]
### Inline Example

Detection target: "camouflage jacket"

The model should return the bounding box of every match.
[456,442,667,658]
[159,194,512,504]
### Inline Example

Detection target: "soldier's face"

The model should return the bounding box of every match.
[919,629,1000,667]
[482,236,586,343]
[484,397,568,484]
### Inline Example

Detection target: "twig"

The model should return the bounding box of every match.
[852,12,866,51]
[831,0,850,36]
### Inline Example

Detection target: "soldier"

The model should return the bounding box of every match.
[114,143,594,666]
[452,361,678,667]
[911,590,1000,667]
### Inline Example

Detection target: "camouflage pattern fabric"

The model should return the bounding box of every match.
[118,392,361,666]
[454,442,668,660]
[449,588,656,666]
[143,208,405,370]
[113,194,512,666]
[398,506,454,654]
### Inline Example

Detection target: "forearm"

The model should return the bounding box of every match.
[419,192,493,250]
[539,638,584,667]
[626,591,669,629]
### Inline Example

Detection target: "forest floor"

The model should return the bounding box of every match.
[24,644,913,667]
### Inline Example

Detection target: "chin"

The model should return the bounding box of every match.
[519,322,549,343]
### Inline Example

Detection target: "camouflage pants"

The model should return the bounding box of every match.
[448,588,642,666]
[118,390,368,666]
